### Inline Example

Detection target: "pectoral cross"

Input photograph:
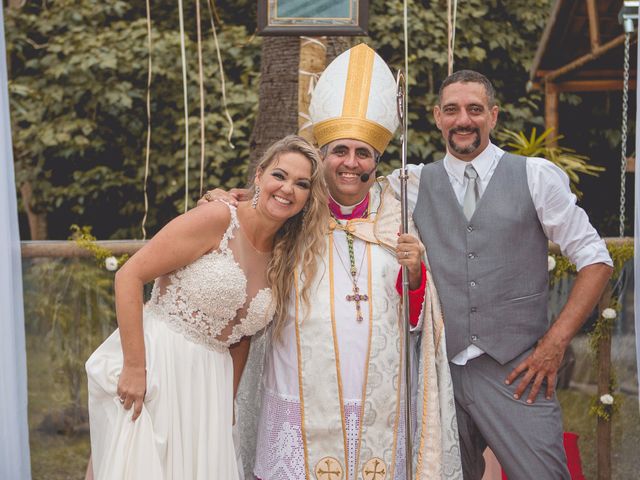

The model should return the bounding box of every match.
[346,284,369,322]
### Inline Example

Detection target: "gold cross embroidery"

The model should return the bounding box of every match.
[363,458,387,480]
[315,457,343,480]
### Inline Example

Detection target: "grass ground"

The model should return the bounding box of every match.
[559,389,639,479]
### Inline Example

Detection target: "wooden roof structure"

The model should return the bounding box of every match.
[529,0,637,144]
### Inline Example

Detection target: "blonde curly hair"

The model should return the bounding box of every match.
[253,135,328,339]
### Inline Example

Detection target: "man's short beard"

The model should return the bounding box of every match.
[448,128,481,155]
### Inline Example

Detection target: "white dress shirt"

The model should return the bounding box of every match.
[388,143,613,364]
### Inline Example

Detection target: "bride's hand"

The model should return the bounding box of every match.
[117,365,147,421]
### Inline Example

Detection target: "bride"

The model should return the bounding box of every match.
[85,135,327,479]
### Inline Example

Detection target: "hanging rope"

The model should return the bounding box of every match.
[140,0,153,240]
[619,31,631,237]
[403,0,409,101]
[206,0,235,148]
[195,0,206,196]
[177,0,190,212]
[447,0,458,75]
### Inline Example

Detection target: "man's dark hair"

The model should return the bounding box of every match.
[437,70,497,107]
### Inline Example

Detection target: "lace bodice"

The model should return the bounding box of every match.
[146,202,275,352]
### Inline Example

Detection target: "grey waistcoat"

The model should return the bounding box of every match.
[413,153,549,365]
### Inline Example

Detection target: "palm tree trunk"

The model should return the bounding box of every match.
[248,36,349,171]
[248,37,300,168]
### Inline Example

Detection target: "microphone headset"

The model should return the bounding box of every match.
[359,166,377,183]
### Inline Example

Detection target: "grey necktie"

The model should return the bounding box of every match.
[463,164,480,220]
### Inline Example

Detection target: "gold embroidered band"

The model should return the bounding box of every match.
[342,43,374,118]
[313,117,393,153]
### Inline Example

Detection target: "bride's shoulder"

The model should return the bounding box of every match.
[166,200,234,247]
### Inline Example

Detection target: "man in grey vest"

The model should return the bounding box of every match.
[389,70,613,479]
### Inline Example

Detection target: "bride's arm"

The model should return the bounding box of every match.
[115,202,231,420]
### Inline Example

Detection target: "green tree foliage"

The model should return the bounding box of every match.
[6,0,260,239]
[6,0,559,238]
[368,0,554,174]
[497,127,604,198]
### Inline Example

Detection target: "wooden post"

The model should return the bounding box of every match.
[585,0,601,51]
[298,37,327,143]
[596,284,613,480]
[545,81,559,146]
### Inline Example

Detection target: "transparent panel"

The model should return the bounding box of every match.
[552,262,638,479]
[23,256,118,479]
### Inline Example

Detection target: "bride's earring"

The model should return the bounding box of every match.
[251,186,261,209]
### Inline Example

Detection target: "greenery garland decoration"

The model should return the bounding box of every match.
[588,300,621,356]
[607,242,634,280]
[70,224,129,271]
[589,379,621,422]
[548,240,633,423]
[548,253,576,285]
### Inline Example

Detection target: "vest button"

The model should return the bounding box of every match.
[467,225,474,232]
[470,307,477,313]
[469,281,477,287]
[471,335,479,341]
[467,252,476,259]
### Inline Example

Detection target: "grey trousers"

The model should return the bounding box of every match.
[449,349,570,480]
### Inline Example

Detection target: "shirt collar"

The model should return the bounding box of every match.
[443,143,504,185]
[328,194,369,220]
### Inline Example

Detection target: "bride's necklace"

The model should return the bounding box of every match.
[333,226,369,322]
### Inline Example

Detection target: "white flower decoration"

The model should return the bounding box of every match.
[602,308,617,320]
[600,394,614,405]
[547,255,556,272]
[105,256,119,271]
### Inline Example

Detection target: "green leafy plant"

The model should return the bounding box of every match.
[71,224,129,269]
[497,127,604,198]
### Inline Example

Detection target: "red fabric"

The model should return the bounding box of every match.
[395,262,427,327]
[328,194,369,220]
[501,432,585,480]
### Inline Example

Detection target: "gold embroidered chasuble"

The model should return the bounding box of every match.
[294,179,462,480]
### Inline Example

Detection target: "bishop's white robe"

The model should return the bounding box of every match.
[236,179,462,480]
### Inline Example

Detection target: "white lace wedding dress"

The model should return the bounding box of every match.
[86,203,274,480]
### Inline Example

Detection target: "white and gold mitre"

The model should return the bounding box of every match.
[309,43,399,153]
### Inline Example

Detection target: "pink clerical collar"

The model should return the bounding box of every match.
[328,194,369,220]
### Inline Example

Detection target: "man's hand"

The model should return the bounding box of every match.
[197,188,250,207]
[396,233,424,290]
[505,333,567,404]
[506,262,613,404]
